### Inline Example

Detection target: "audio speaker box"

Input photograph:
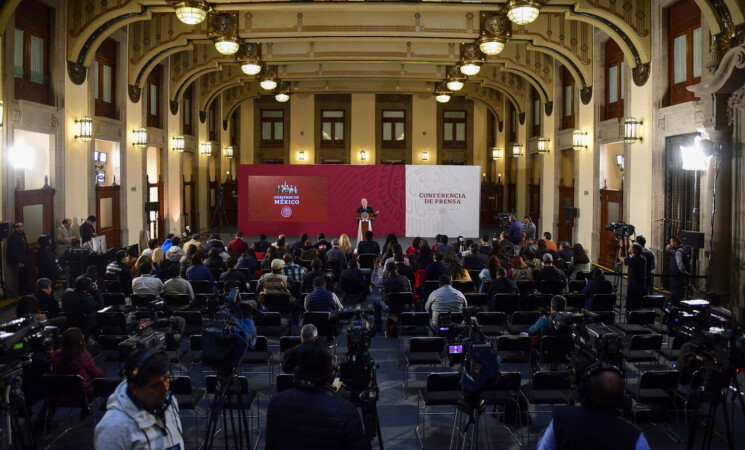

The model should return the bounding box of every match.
[145,202,160,212]
[680,230,705,248]
[564,207,579,219]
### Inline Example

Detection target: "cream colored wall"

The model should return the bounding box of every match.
[124,93,144,245]
[350,93,375,165]
[575,94,595,252]
[626,79,654,241]
[515,109,528,217]
[239,100,255,165]
[541,100,557,235]
[290,94,315,164]
[196,85,209,231]
[64,77,92,225]
[473,101,487,177]
[412,94,436,165]
[96,139,119,186]
[603,142,624,191]
[166,90,182,234]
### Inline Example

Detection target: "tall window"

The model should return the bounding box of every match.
[669,0,701,105]
[261,110,284,147]
[183,84,193,135]
[605,39,625,119]
[321,110,345,148]
[208,102,216,141]
[14,0,50,104]
[561,66,575,130]
[381,110,405,148]
[146,65,161,128]
[531,87,541,137]
[94,38,117,119]
[442,110,467,149]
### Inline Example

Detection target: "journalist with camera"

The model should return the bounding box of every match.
[94,348,183,450]
[62,276,104,338]
[666,236,690,304]
[618,240,647,306]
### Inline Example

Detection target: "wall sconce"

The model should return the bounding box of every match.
[572,130,588,151]
[616,154,625,172]
[360,150,367,163]
[512,143,523,157]
[0,100,4,128]
[224,145,234,158]
[75,116,93,142]
[132,127,148,148]
[492,147,503,160]
[537,137,550,155]
[298,150,306,161]
[172,135,185,152]
[200,141,213,156]
[624,117,643,144]
[422,151,429,161]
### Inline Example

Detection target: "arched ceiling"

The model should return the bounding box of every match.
[51,0,745,119]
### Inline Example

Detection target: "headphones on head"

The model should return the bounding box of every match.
[126,348,173,415]
[577,361,623,404]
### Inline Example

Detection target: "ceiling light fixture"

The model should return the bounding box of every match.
[259,65,278,91]
[434,82,452,103]
[274,81,290,102]
[478,12,511,56]
[236,42,263,75]
[446,66,465,91]
[459,43,484,76]
[214,36,240,55]
[208,11,241,55]
[174,1,209,25]
[506,0,541,26]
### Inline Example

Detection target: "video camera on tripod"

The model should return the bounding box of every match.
[605,221,636,239]
[202,292,257,379]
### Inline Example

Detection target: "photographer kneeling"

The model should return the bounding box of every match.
[94,349,183,450]
[266,343,369,450]
[537,365,650,450]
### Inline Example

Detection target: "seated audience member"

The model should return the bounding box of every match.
[183,234,203,256]
[357,230,381,255]
[339,259,365,301]
[414,242,434,271]
[478,256,500,293]
[557,241,574,267]
[125,246,139,270]
[180,243,198,273]
[261,246,280,271]
[132,262,164,298]
[393,252,415,283]
[185,254,215,289]
[425,274,467,329]
[165,236,184,262]
[299,240,317,261]
[568,243,592,280]
[206,247,227,271]
[291,233,309,252]
[163,264,195,310]
[227,231,249,254]
[537,366,650,450]
[498,232,514,255]
[237,248,258,279]
[205,234,226,254]
[131,254,152,278]
[302,258,328,293]
[510,255,533,282]
[142,239,159,257]
[423,249,448,281]
[220,256,248,287]
[36,235,58,284]
[524,236,538,254]
[78,265,106,292]
[14,295,47,322]
[444,248,471,283]
[161,233,175,253]
[33,277,60,317]
[338,234,354,259]
[50,327,103,400]
[62,277,104,337]
[383,243,410,274]
[254,234,270,253]
[372,262,412,332]
[258,259,299,325]
[535,254,567,284]
[281,324,318,374]
[304,276,344,312]
[521,247,541,272]
[479,234,492,255]
[281,253,307,285]
[314,232,331,250]
[464,243,489,270]
[325,239,347,264]
[486,268,520,297]
[266,344,368,450]
[106,250,133,296]
[528,295,566,338]
[543,232,558,252]
[581,268,614,309]
[406,237,421,259]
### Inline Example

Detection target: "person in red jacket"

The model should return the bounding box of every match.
[50,327,104,401]
[227,231,249,254]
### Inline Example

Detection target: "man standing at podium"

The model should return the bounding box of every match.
[356,198,380,222]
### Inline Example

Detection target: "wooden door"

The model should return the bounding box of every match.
[557,179,574,243]
[480,182,503,228]
[183,175,196,232]
[96,183,121,248]
[14,176,55,292]
[599,184,623,268]
[528,180,541,226]
[222,176,238,225]
[146,175,165,241]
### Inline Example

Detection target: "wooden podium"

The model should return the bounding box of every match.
[356,212,372,246]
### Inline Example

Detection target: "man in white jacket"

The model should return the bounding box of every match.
[94,349,183,449]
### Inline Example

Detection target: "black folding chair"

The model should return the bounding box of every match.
[540,280,566,295]
[507,311,541,334]
[403,337,446,398]
[623,333,663,373]
[190,280,215,294]
[276,373,295,394]
[590,293,617,311]
[241,336,273,388]
[615,310,656,335]
[475,312,507,337]
[164,294,191,310]
[496,335,531,365]
[564,293,587,311]
[481,371,525,446]
[625,370,680,424]
[452,280,476,293]
[415,372,461,447]
[520,371,571,444]
[254,312,284,338]
[491,293,520,315]
[171,376,206,438]
[526,293,552,312]
[567,279,587,293]
[101,292,126,306]
[398,312,432,363]
[41,375,94,445]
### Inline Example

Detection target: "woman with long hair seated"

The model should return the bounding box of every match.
[568,243,592,281]
[510,255,533,282]
[50,327,104,401]
[478,256,501,293]
[338,233,354,258]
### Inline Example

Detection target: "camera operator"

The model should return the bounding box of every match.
[528,295,567,340]
[523,216,537,241]
[266,343,369,450]
[537,366,650,450]
[424,274,467,331]
[62,277,104,338]
[618,240,646,307]
[666,236,690,304]
[282,324,318,374]
[33,277,60,318]
[94,349,183,450]
[635,236,656,294]
[506,215,524,255]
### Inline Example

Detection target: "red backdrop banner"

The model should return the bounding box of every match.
[238,164,405,237]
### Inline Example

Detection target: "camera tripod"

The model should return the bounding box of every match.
[450,392,485,450]
[338,358,384,450]
[0,366,36,450]
[686,366,745,450]
[200,371,257,450]
[209,186,229,235]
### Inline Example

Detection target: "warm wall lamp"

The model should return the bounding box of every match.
[133,127,148,148]
[75,116,93,142]
[624,117,643,144]
[492,147,504,160]
[422,151,429,161]
[616,154,625,172]
[572,130,588,151]
[0,100,4,128]
[200,141,213,156]
[224,145,234,158]
[537,137,550,155]
[360,150,367,163]
[172,135,185,152]
[298,150,306,161]
[512,143,523,157]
